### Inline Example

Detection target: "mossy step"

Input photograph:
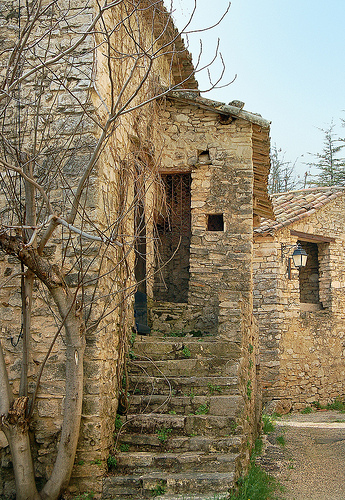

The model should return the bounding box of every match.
[132,339,241,361]
[117,434,242,454]
[128,358,239,378]
[149,332,215,339]
[117,413,240,437]
[128,375,239,396]
[154,495,230,500]
[128,394,243,416]
[114,450,239,474]
[143,471,236,494]
[103,471,235,498]
[102,474,141,499]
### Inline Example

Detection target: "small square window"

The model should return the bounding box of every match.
[207,214,224,231]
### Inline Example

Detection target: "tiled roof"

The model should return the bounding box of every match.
[254,186,345,235]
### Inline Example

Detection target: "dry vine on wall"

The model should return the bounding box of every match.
[0,0,231,497]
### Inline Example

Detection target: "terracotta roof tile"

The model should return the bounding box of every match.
[254,186,345,235]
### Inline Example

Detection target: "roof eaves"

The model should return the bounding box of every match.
[166,90,271,128]
[255,188,345,236]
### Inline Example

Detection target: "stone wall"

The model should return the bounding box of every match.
[254,195,345,409]
[147,100,255,335]
[0,0,188,496]
[147,98,263,464]
[0,0,267,495]
[0,0,108,495]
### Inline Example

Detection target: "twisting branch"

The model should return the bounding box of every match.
[0,157,53,215]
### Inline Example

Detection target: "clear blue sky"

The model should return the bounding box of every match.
[170,0,345,182]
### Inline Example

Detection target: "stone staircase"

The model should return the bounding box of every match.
[103,332,245,499]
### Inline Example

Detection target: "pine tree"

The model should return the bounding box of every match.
[308,122,345,186]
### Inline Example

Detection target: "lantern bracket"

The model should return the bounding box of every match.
[281,242,308,279]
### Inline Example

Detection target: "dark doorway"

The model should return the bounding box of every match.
[153,173,191,303]
[134,194,146,294]
[134,167,150,334]
[299,241,320,304]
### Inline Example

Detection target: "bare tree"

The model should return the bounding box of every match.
[0,1,230,498]
[268,145,297,194]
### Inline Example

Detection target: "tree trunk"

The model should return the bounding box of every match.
[4,422,40,500]
[0,235,86,500]
[20,270,34,398]
[40,287,86,500]
[0,344,40,500]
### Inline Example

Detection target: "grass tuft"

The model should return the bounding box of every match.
[262,414,275,434]
[229,462,282,500]
[276,435,286,447]
[107,455,117,470]
[300,406,312,414]
[327,397,345,412]
[229,438,283,500]
[157,427,172,444]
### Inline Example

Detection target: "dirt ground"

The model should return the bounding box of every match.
[258,410,345,500]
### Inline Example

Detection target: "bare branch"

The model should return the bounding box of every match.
[0,157,53,215]
[0,0,123,102]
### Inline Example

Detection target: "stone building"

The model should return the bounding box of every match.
[108,91,273,498]
[254,187,345,411]
[0,0,273,497]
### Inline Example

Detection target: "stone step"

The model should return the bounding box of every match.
[128,394,242,416]
[128,375,239,396]
[149,332,215,339]
[102,475,142,499]
[117,434,242,453]
[129,358,239,378]
[103,471,235,499]
[154,495,229,500]
[115,450,239,474]
[147,471,235,495]
[132,338,241,361]
[117,413,240,437]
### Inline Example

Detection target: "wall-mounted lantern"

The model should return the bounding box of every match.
[281,242,308,279]
[291,243,308,268]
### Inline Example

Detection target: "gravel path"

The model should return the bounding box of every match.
[259,411,345,500]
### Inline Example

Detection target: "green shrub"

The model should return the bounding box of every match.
[276,435,286,447]
[301,406,312,414]
[190,330,203,337]
[253,437,263,455]
[157,427,172,443]
[195,403,209,415]
[107,454,117,470]
[90,459,101,465]
[262,414,274,434]
[229,462,282,500]
[228,417,283,500]
[327,397,345,412]
[114,414,123,430]
[182,346,191,358]
[150,482,166,497]
[246,380,252,400]
[74,493,95,500]
[311,400,324,410]
[208,383,222,395]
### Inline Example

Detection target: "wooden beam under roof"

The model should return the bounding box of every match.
[290,230,336,243]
